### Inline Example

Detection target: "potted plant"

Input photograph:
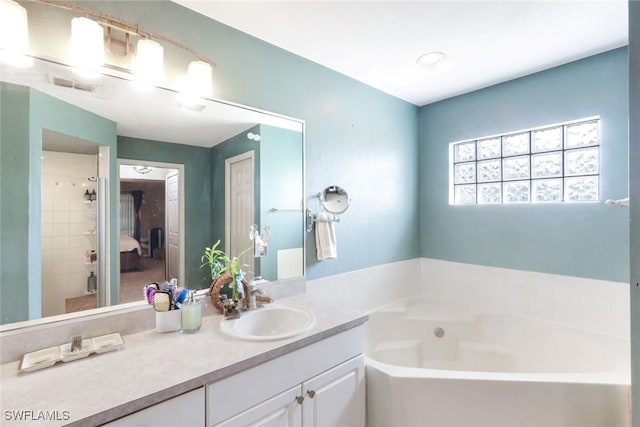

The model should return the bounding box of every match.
[200,240,226,283]
[201,241,251,318]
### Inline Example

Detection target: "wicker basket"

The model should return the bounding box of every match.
[209,273,249,313]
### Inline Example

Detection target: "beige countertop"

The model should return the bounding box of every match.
[0,294,368,426]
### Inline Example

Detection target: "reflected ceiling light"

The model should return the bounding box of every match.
[133,166,153,174]
[416,51,446,68]
[177,60,213,108]
[132,39,164,87]
[247,132,261,142]
[176,100,207,112]
[70,17,104,73]
[186,60,213,98]
[0,0,32,67]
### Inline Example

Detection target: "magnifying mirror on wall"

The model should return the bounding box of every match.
[319,185,350,214]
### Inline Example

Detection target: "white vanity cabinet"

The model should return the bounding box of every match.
[301,356,364,427]
[207,326,365,427]
[103,387,205,426]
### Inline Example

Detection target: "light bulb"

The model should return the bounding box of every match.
[133,39,164,88]
[0,0,32,67]
[186,60,212,98]
[70,17,104,73]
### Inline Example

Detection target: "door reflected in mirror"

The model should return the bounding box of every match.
[117,161,183,308]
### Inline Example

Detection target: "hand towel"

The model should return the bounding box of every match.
[315,212,337,260]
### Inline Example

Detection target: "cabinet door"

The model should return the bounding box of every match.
[214,385,302,427]
[302,355,365,427]
[104,388,205,427]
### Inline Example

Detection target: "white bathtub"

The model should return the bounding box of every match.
[365,297,631,427]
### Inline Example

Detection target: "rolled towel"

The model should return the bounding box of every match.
[315,212,337,260]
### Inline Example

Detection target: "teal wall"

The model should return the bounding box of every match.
[259,125,304,279]
[118,137,212,290]
[0,83,117,323]
[419,48,629,282]
[74,1,421,281]
[0,83,30,324]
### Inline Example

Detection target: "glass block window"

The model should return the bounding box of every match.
[450,117,600,205]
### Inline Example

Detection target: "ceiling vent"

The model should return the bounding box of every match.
[47,74,98,93]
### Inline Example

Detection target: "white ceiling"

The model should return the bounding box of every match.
[174,0,629,106]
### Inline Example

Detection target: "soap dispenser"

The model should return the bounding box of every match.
[87,272,97,293]
[181,290,201,333]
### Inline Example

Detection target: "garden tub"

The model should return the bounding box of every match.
[364,297,630,427]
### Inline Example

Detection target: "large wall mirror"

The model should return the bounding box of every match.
[0,55,305,328]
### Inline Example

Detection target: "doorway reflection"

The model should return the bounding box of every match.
[118,164,180,303]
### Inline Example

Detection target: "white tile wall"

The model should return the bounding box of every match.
[306,259,421,313]
[41,151,97,317]
[420,258,630,340]
[307,257,630,340]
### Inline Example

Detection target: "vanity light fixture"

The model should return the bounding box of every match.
[21,0,216,95]
[133,166,153,175]
[0,0,32,67]
[416,51,446,68]
[177,60,213,109]
[186,60,213,98]
[70,17,104,73]
[132,39,164,88]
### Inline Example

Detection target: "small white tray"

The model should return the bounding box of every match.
[60,339,94,362]
[20,346,60,372]
[91,333,125,354]
[19,333,125,372]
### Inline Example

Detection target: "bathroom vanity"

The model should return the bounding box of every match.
[0,295,367,426]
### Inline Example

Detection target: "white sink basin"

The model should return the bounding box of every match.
[219,305,315,341]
